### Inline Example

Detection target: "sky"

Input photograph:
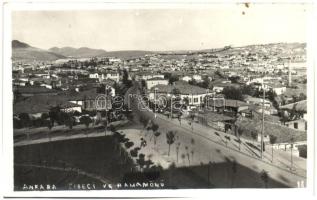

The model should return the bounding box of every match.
[12,4,309,51]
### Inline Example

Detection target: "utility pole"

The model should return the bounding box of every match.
[104,84,108,136]
[261,81,265,159]
[170,96,173,119]
[154,88,157,118]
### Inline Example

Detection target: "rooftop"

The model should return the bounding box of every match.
[150,81,209,95]
[279,100,307,112]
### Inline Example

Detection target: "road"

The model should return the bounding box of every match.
[124,82,306,188]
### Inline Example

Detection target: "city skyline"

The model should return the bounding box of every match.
[12,4,309,51]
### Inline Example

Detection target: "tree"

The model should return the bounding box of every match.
[139,115,149,132]
[185,146,190,165]
[241,85,257,96]
[176,142,181,163]
[109,124,116,133]
[269,135,277,163]
[228,76,240,84]
[200,76,211,89]
[141,79,146,89]
[237,127,243,151]
[153,131,161,146]
[189,113,195,132]
[190,138,195,161]
[181,153,186,164]
[251,131,258,144]
[19,113,31,128]
[260,170,269,188]
[166,131,176,156]
[124,141,134,149]
[222,86,244,101]
[150,123,159,142]
[48,106,62,126]
[122,69,132,88]
[130,147,140,158]
[65,114,75,130]
[137,153,146,171]
[80,116,92,136]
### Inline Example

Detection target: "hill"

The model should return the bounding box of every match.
[49,47,107,58]
[12,40,66,61]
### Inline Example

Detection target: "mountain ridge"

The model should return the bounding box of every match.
[12,40,66,61]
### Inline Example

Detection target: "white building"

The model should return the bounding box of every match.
[146,78,169,90]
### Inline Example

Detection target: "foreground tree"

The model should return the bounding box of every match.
[222,86,244,101]
[150,123,159,141]
[166,131,176,156]
[251,131,258,145]
[80,116,92,136]
[153,131,161,146]
[176,142,181,163]
[237,127,243,151]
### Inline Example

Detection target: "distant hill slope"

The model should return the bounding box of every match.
[49,47,153,59]
[102,50,153,59]
[49,47,108,58]
[12,40,66,61]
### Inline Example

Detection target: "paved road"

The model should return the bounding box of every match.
[125,82,306,188]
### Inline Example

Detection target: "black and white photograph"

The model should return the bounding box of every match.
[1,1,317,199]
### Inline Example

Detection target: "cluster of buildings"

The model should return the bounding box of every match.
[12,43,307,149]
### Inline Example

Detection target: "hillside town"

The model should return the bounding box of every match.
[12,40,307,189]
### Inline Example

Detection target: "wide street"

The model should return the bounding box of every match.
[124,82,306,188]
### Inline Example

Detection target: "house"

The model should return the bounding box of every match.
[206,98,249,114]
[148,81,214,107]
[212,81,240,93]
[104,73,120,82]
[196,111,234,132]
[146,77,169,90]
[89,72,120,82]
[244,96,272,108]
[181,76,192,82]
[266,83,287,95]
[192,75,203,82]
[285,118,307,131]
[279,100,307,120]
[235,117,307,144]
[13,95,82,118]
[135,73,165,81]
[89,73,99,79]
[67,88,113,111]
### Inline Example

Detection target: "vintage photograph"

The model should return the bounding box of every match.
[10,3,309,191]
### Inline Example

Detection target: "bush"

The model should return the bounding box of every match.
[130,147,139,157]
[80,116,92,128]
[124,141,134,149]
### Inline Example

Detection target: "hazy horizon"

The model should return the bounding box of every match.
[12,4,309,51]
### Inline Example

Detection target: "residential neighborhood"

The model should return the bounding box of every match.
[8,7,310,192]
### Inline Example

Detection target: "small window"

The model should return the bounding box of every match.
[294,122,298,129]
